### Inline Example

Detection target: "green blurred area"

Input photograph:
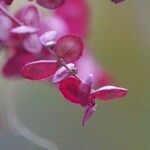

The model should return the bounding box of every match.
[0,0,150,150]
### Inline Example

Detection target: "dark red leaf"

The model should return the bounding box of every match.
[55,34,84,62]
[59,75,92,106]
[21,60,58,80]
[59,77,81,104]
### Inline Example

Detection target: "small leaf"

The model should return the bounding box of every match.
[93,86,128,100]
[11,25,38,34]
[53,63,77,83]
[55,34,84,62]
[23,5,40,27]
[82,104,96,126]
[21,60,58,80]
[59,77,81,104]
[59,76,92,106]
[39,30,57,46]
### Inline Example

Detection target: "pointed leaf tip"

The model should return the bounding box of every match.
[82,104,96,126]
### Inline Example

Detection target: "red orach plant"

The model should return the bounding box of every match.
[0,0,127,126]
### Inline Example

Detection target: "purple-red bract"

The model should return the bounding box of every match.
[23,5,40,27]
[21,60,59,80]
[82,104,96,126]
[59,76,92,106]
[55,34,84,62]
[59,77,82,104]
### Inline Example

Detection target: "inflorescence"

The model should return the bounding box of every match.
[0,0,127,126]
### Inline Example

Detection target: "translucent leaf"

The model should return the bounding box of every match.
[55,34,84,62]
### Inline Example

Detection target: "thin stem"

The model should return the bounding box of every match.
[60,60,79,78]
[49,47,79,79]
[0,5,22,26]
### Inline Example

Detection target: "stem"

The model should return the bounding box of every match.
[50,47,79,79]
[4,81,59,150]
[0,5,22,26]
[61,60,79,78]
